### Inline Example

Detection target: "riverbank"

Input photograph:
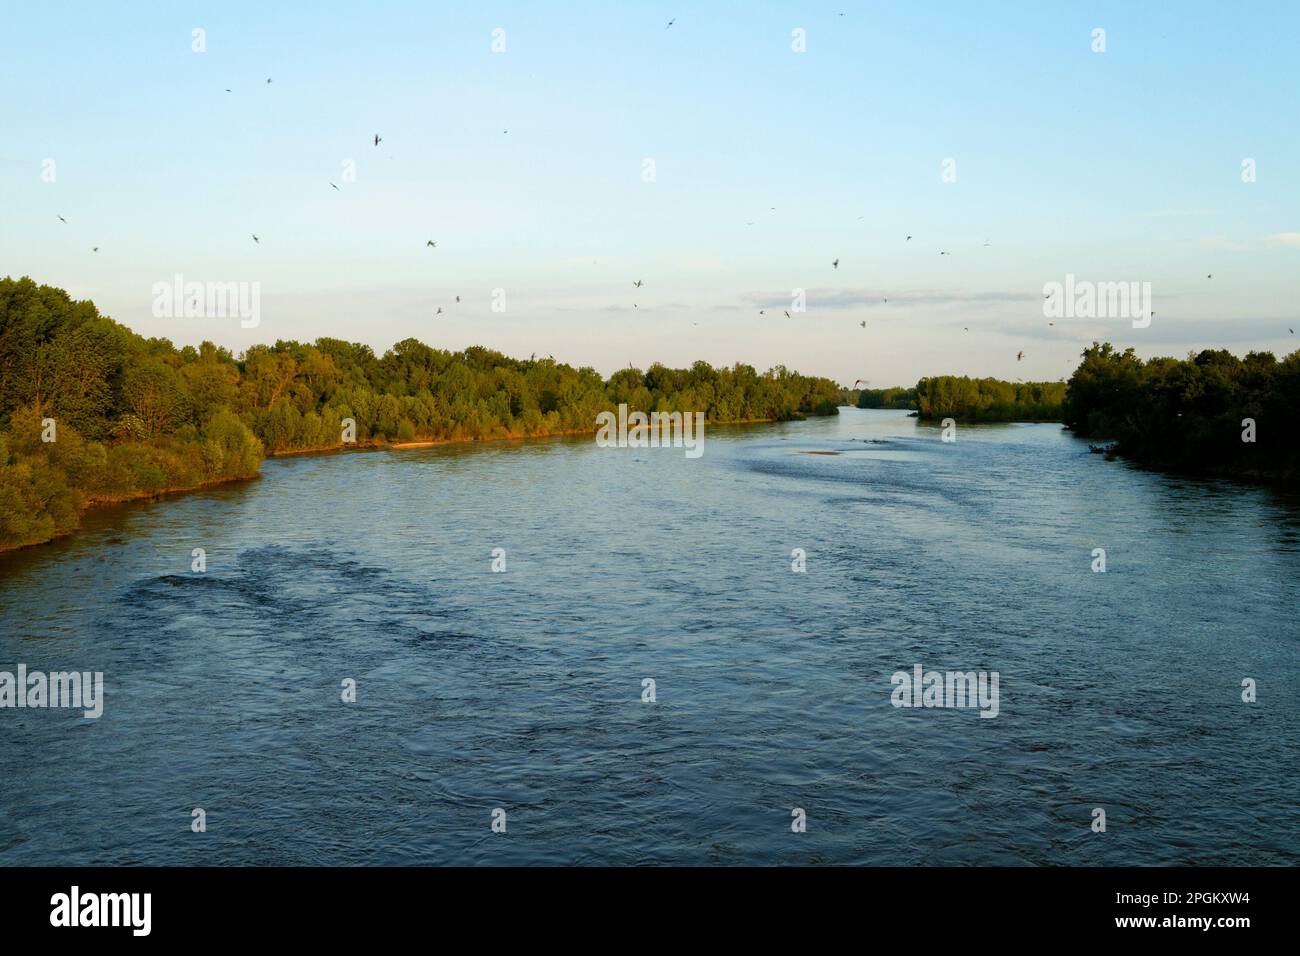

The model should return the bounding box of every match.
[0,417,791,557]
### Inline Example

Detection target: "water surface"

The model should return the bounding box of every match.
[1,409,1297,865]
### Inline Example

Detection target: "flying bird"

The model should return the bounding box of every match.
[252,234,259,243]
[426,240,436,247]
[759,310,766,315]
[374,134,382,146]
[939,251,950,256]
[92,247,98,253]
[1017,351,1025,361]
[859,321,866,328]
[832,258,839,269]
[330,182,339,190]
[57,215,66,223]
[633,280,642,287]
[906,235,912,241]
[963,327,969,331]
[436,307,443,315]
[266,78,272,84]
[1206,274,1213,279]
[784,310,791,318]
[666,18,676,29]
[456,296,461,303]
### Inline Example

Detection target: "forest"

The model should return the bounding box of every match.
[913,376,1067,422]
[0,277,841,552]
[1062,342,1299,480]
[854,386,918,410]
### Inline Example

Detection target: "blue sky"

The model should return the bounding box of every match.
[2,1,1297,385]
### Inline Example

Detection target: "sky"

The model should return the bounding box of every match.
[1,1,1297,387]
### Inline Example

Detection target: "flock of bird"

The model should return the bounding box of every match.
[48,23,1292,382]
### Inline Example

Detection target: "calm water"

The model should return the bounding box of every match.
[1,409,1297,865]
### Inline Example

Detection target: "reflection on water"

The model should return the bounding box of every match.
[1,410,1297,865]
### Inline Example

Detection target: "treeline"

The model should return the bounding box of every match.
[914,376,1066,422]
[1063,342,1300,480]
[856,386,918,410]
[0,277,839,551]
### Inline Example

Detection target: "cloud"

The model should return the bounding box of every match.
[743,288,1040,310]
[1015,315,1300,346]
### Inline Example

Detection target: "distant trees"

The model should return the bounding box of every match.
[914,376,1066,422]
[855,386,918,410]
[0,277,841,551]
[1063,342,1300,479]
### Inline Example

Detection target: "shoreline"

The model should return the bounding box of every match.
[0,417,789,557]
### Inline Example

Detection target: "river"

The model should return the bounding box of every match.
[1,408,1296,864]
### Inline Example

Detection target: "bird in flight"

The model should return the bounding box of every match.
[759,310,766,315]
[252,234,259,243]
[859,320,866,328]
[57,215,66,223]
[832,258,839,269]
[784,310,791,318]
[456,296,461,303]
[666,18,676,29]
[906,235,912,241]
[1016,351,1025,361]
[1206,273,1213,279]
[963,327,969,332]
[633,280,642,288]
[92,247,99,253]
[426,240,437,248]
[374,134,382,146]
[853,380,866,388]
[266,78,272,84]
[436,307,443,315]
[225,88,232,93]
[330,182,339,190]
[939,251,950,256]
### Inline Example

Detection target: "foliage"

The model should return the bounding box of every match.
[1062,342,1300,479]
[914,376,1066,422]
[855,386,918,410]
[0,277,839,550]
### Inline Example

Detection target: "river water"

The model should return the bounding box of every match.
[1,409,1296,865]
